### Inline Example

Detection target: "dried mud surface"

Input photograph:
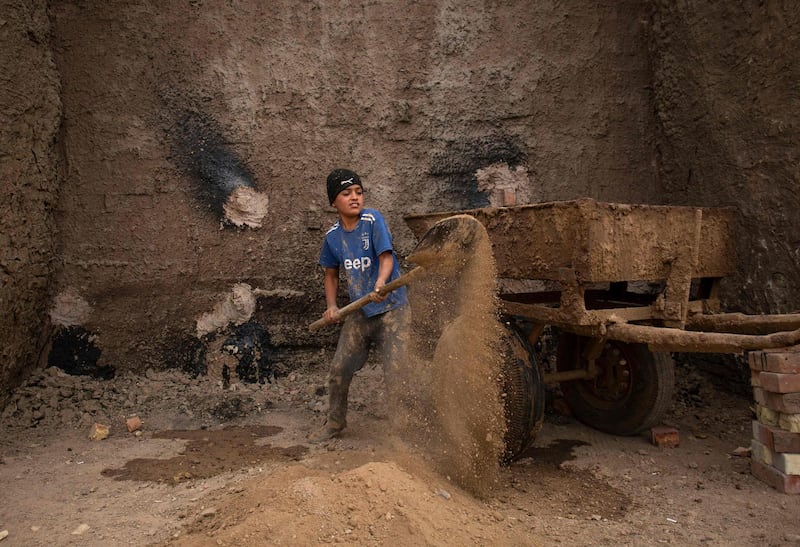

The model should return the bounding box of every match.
[1,357,799,546]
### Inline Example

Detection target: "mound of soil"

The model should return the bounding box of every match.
[0,354,799,546]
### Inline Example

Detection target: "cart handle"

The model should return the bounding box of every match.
[604,321,800,353]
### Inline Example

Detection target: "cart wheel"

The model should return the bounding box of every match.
[556,333,675,436]
[500,321,545,462]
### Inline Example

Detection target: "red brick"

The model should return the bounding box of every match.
[756,404,780,427]
[773,428,800,453]
[751,419,800,453]
[751,370,762,387]
[752,387,767,406]
[751,439,773,466]
[748,351,764,371]
[750,460,800,494]
[763,347,800,374]
[774,452,800,475]
[780,413,800,433]
[752,420,776,451]
[760,391,800,414]
[651,426,679,448]
[758,371,800,393]
[751,435,800,473]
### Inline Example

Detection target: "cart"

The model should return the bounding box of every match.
[405,199,800,459]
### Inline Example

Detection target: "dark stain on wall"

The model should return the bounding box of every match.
[169,333,209,378]
[429,134,527,209]
[168,109,258,219]
[166,321,276,387]
[221,321,276,385]
[47,326,115,380]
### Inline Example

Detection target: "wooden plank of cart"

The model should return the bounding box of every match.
[405,198,800,440]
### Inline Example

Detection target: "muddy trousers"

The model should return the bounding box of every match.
[326,305,410,430]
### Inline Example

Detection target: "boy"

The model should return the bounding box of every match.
[308,168,410,443]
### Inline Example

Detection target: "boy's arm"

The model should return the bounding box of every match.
[323,267,340,322]
[373,251,394,302]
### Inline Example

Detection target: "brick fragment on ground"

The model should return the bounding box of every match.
[650,425,679,448]
[125,416,142,433]
[731,446,751,457]
[89,423,109,441]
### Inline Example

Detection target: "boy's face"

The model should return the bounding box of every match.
[332,185,364,218]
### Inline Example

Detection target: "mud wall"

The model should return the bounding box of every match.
[4,1,797,393]
[47,0,659,371]
[0,1,62,399]
[647,1,800,314]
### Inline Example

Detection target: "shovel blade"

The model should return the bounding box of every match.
[407,214,486,273]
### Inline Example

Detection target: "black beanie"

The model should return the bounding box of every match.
[327,168,362,204]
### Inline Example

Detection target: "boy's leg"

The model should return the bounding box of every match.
[375,305,411,420]
[312,314,370,440]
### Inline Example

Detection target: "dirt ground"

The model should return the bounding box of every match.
[1,351,800,547]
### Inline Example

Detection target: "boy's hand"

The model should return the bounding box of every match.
[372,280,387,303]
[323,305,340,323]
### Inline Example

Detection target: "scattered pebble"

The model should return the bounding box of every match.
[731,446,750,457]
[71,524,90,535]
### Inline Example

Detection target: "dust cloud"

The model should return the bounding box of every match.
[392,215,506,496]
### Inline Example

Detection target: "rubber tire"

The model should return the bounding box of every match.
[499,322,545,463]
[556,332,675,436]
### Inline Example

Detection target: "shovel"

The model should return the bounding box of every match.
[307,214,484,332]
[308,266,426,331]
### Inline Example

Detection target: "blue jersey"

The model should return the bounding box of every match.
[319,208,408,317]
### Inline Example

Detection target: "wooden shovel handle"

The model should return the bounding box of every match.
[308,266,425,332]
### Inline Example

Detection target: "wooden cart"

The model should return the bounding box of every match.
[405,199,800,457]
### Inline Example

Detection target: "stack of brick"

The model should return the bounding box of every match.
[749,346,800,494]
